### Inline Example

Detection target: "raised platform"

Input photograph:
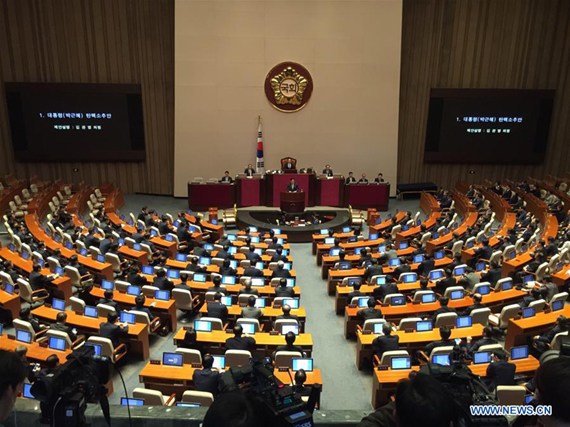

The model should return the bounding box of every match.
[236,208,352,242]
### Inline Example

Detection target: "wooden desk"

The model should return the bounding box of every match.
[344,183,390,211]
[368,211,407,234]
[0,335,70,364]
[505,306,570,349]
[467,356,539,377]
[0,289,21,320]
[552,265,570,287]
[356,324,484,370]
[198,304,306,330]
[327,268,366,295]
[395,212,441,243]
[173,329,313,358]
[184,281,301,301]
[31,306,150,359]
[90,287,178,330]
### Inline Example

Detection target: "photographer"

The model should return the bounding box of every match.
[0,350,27,424]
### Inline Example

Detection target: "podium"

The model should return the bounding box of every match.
[280,191,305,213]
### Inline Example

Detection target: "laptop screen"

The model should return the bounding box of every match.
[212,355,226,369]
[338,261,352,270]
[429,270,444,280]
[453,267,466,276]
[193,273,207,282]
[421,293,436,304]
[477,285,490,295]
[342,226,351,233]
[401,225,409,232]
[357,297,369,308]
[250,277,265,287]
[431,232,439,239]
[347,236,357,243]
[254,298,266,308]
[101,280,114,290]
[228,247,238,255]
[4,284,14,294]
[222,276,236,285]
[199,257,211,265]
[142,266,154,275]
[416,320,433,332]
[500,280,513,291]
[165,234,174,242]
[48,336,66,351]
[473,351,491,364]
[84,306,99,318]
[120,312,136,324]
[324,238,335,244]
[475,262,486,272]
[374,276,387,285]
[522,307,536,318]
[413,255,424,263]
[96,255,105,263]
[220,296,233,306]
[347,278,362,287]
[402,273,417,283]
[390,296,406,306]
[398,242,409,250]
[55,266,65,276]
[329,248,340,256]
[167,269,180,279]
[162,352,184,367]
[16,329,32,343]
[52,298,65,311]
[203,244,214,251]
[450,290,464,300]
[194,320,212,332]
[22,383,35,399]
[373,323,385,334]
[391,357,411,370]
[240,323,256,334]
[434,250,444,260]
[155,290,170,301]
[320,229,329,235]
[292,358,313,372]
[255,262,264,270]
[133,243,142,251]
[432,354,451,366]
[84,342,102,356]
[80,248,88,256]
[389,258,401,267]
[176,402,201,408]
[511,345,529,360]
[552,300,564,311]
[250,236,260,244]
[227,234,236,241]
[121,398,144,406]
[127,286,141,296]
[369,233,378,240]
[378,245,386,253]
[281,324,299,335]
[522,275,534,284]
[229,260,238,268]
[456,316,472,328]
[283,298,299,309]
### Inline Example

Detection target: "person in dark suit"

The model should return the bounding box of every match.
[357,298,383,321]
[83,228,100,249]
[77,283,98,307]
[412,278,430,297]
[393,257,412,280]
[434,269,456,295]
[374,173,385,183]
[267,237,283,251]
[186,257,206,273]
[272,331,304,358]
[275,304,298,323]
[481,261,502,287]
[372,323,399,360]
[179,328,205,355]
[206,293,228,322]
[461,293,484,316]
[214,244,231,260]
[157,215,173,236]
[424,326,455,355]
[474,239,493,261]
[99,312,129,348]
[345,172,356,184]
[271,247,288,262]
[283,158,295,171]
[192,354,220,396]
[365,259,384,282]
[544,236,558,257]
[239,279,259,296]
[272,261,291,279]
[322,164,333,177]
[245,246,261,263]
[220,171,234,184]
[29,264,56,293]
[99,235,113,255]
[225,324,256,351]
[372,279,399,302]
[346,282,364,303]
[219,258,237,277]
[126,265,149,287]
[177,273,193,293]
[357,173,369,184]
[486,350,515,390]
[244,164,256,176]
[243,264,263,277]
[533,315,570,353]
[275,278,295,298]
[50,312,77,342]
[98,289,122,314]
[432,296,456,321]
[467,326,498,354]
[133,294,155,321]
[19,307,45,333]
[287,178,299,192]
[417,254,436,277]
[153,269,174,292]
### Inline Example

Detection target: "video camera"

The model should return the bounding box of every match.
[31,346,111,427]
[218,358,320,427]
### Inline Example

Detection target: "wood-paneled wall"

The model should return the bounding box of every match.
[398,0,570,189]
[0,0,174,194]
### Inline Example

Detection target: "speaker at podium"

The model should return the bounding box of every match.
[280,191,305,214]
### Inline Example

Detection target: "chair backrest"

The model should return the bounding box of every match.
[478,343,503,353]
[225,349,252,367]
[464,237,476,248]
[205,291,224,301]
[412,290,435,303]
[200,317,224,330]
[46,329,72,348]
[397,317,422,330]
[133,388,166,405]
[13,319,36,340]
[17,278,34,303]
[274,319,299,333]
[434,312,458,328]
[105,253,122,273]
[550,292,568,305]
[383,293,404,304]
[548,254,560,270]
[473,281,491,294]
[498,304,522,328]
[97,304,117,318]
[70,296,85,314]
[429,345,454,359]
[172,288,194,311]
[494,277,512,291]
[239,259,251,268]
[181,390,214,407]
[470,308,491,325]
[380,350,410,366]
[47,256,61,270]
[443,286,464,298]
[237,294,256,305]
[130,310,151,326]
[274,351,302,368]
[141,285,159,298]
[236,318,260,332]
[419,232,432,247]
[211,257,225,267]
[63,266,81,286]
[528,299,547,312]
[497,386,526,405]
[535,262,549,281]
[450,240,464,257]
[87,336,116,359]
[175,348,202,365]
[362,318,387,332]
[551,331,569,350]
[0,271,14,285]
[391,225,401,240]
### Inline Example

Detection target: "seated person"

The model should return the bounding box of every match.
[292,369,312,397]
[206,293,228,322]
[322,164,333,177]
[243,264,263,277]
[365,259,384,281]
[372,276,399,301]
[268,237,283,251]
[481,261,502,287]
[274,304,298,327]
[50,312,77,342]
[186,256,207,273]
[177,273,193,292]
[357,298,383,321]
[238,279,259,296]
[461,293,484,316]
[434,269,456,295]
[272,331,304,359]
[372,324,399,361]
[220,171,234,184]
[533,315,570,353]
[179,328,205,356]
[19,307,45,333]
[357,173,369,184]
[347,282,364,303]
[485,350,515,390]
[99,312,129,348]
[345,171,356,184]
[374,173,385,183]
[241,295,263,320]
[244,164,255,176]
[271,247,288,262]
[467,325,498,354]
[275,278,295,298]
[432,296,456,320]
[153,268,174,292]
[532,356,570,426]
[192,354,221,396]
[412,278,430,297]
[424,326,455,355]
[127,265,149,287]
[29,263,57,295]
[219,258,237,276]
[77,283,98,307]
[133,294,156,321]
[98,289,121,314]
[225,324,256,351]
[207,275,225,294]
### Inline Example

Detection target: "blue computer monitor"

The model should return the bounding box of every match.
[286,278,295,287]
[199,257,211,266]
[281,324,299,335]
[155,290,170,301]
[432,354,451,366]
[373,323,385,334]
[84,306,99,318]
[165,234,174,242]
[240,323,256,334]
[283,298,299,309]
[347,277,362,287]
[203,244,214,251]
[167,269,180,280]
[194,320,212,332]
[389,258,401,267]
[342,226,351,233]
[250,236,260,244]
[120,312,136,324]
[431,232,440,239]
[176,253,187,262]
[450,290,464,300]
[220,296,233,306]
[21,250,30,259]
[429,270,444,280]
[48,336,66,351]
[320,229,329,235]
[378,245,386,253]
[250,277,265,287]
[477,285,491,295]
[401,225,409,232]
[374,276,387,285]
[7,243,15,251]
[413,255,424,263]
[96,255,105,263]
[101,280,114,290]
[36,259,45,268]
[133,243,142,251]
[511,345,529,360]
[347,236,357,243]
[292,358,313,372]
[228,247,237,255]
[229,260,238,268]
[227,234,236,241]
[453,267,466,276]
[391,357,411,370]
[55,266,65,276]
[222,276,236,285]
[390,296,406,306]
[193,273,207,282]
[22,383,35,399]
[16,330,32,344]
[475,262,486,272]
[84,342,102,356]
[473,351,491,364]
[466,240,475,248]
[127,286,141,296]
[142,265,154,275]
[398,242,409,250]
[271,228,281,235]
[212,355,226,369]
[51,298,65,311]
[80,248,88,256]
[456,316,472,328]
[357,298,369,308]
[254,298,266,308]
[324,237,335,245]
[434,250,444,260]
[522,275,534,285]
[121,398,144,406]
[329,248,340,256]
[162,352,184,367]
[176,403,200,408]
[255,262,264,270]
[354,247,363,255]
[421,293,436,304]
[552,300,564,311]
[522,307,536,318]
[338,261,352,270]
[402,273,417,283]
[369,233,378,240]
[4,284,14,295]
[500,280,513,291]
[416,320,433,332]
